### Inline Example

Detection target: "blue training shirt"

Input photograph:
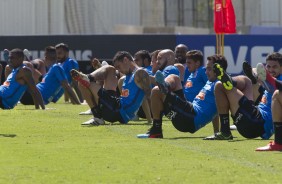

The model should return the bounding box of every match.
[161,65,180,78]
[258,74,282,139]
[184,66,208,102]
[0,65,27,109]
[52,57,79,102]
[61,57,79,84]
[192,80,218,131]
[37,64,68,104]
[119,70,145,123]
[183,66,191,83]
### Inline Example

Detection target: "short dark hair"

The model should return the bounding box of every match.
[45,46,56,59]
[10,48,24,60]
[266,52,282,66]
[134,50,151,63]
[113,51,133,63]
[207,54,228,71]
[186,50,204,65]
[55,43,69,52]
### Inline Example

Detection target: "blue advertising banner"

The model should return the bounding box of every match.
[176,35,282,75]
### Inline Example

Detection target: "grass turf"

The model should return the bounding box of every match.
[0,101,281,184]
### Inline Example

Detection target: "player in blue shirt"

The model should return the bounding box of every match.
[54,43,83,103]
[71,51,151,126]
[133,50,153,122]
[184,50,208,102]
[20,46,81,105]
[205,52,282,140]
[175,44,190,82]
[256,63,282,151]
[0,49,45,110]
[137,54,226,138]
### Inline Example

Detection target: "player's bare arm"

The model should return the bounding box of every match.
[19,67,45,109]
[61,80,81,105]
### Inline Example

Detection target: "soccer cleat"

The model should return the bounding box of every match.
[79,109,92,115]
[230,125,237,130]
[81,117,105,126]
[256,141,282,151]
[101,61,108,66]
[70,69,90,88]
[3,49,9,62]
[137,126,163,138]
[23,49,32,61]
[213,63,233,90]
[243,61,257,84]
[131,114,139,121]
[155,71,169,94]
[203,132,233,140]
[256,63,273,92]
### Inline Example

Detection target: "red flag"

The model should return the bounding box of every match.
[214,0,236,34]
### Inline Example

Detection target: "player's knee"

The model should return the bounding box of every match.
[272,90,280,101]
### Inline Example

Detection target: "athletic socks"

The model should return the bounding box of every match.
[255,86,264,105]
[220,114,231,135]
[153,119,162,129]
[174,89,186,101]
[274,122,282,144]
[91,106,102,119]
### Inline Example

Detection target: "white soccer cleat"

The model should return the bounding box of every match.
[81,117,105,126]
[79,109,92,115]
[23,49,32,61]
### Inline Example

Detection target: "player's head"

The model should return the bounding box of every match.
[205,54,228,82]
[134,50,151,68]
[55,43,69,62]
[175,44,189,64]
[186,50,203,73]
[265,52,282,78]
[9,48,24,68]
[113,51,134,75]
[44,46,57,67]
[157,49,175,71]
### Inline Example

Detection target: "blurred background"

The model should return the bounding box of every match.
[1,0,282,35]
[0,0,282,76]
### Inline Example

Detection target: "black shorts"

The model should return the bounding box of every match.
[232,96,265,139]
[163,92,196,133]
[20,90,34,105]
[0,97,4,109]
[98,88,125,124]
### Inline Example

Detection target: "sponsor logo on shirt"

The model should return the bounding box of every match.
[185,81,193,88]
[3,81,10,87]
[196,91,205,100]
[261,95,267,104]
[121,89,129,97]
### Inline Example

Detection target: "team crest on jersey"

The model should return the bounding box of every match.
[261,95,267,104]
[185,81,193,88]
[121,89,129,97]
[196,91,205,100]
[3,81,10,87]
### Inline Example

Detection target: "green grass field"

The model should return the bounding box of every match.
[1,100,281,184]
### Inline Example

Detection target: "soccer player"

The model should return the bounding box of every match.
[71,51,151,125]
[53,43,83,103]
[133,50,153,122]
[20,46,81,105]
[256,62,282,151]
[137,54,226,138]
[184,50,208,101]
[175,44,190,82]
[205,52,282,140]
[0,49,45,110]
